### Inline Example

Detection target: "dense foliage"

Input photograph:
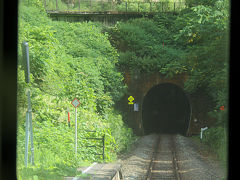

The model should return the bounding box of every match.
[109,0,229,122]
[108,17,187,77]
[17,0,229,178]
[173,1,229,155]
[17,1,136,179]
[109,0,229,164]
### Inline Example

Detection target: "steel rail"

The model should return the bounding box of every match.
[146,135,160,180]
[171,135,181,180]
[146,134,181,180]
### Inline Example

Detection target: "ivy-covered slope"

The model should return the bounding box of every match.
[108,17,187,76]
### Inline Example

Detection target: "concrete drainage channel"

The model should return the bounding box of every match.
[64,162,123,180]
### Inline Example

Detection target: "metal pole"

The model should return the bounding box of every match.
[67,107,70,127]
[75,107,77,156]
[56,0,58,10]
[24,110,29,167]
[22,41,34,167]
[110,0,112,11]
[22,42,30,83]
[90,0,92,11]
[29,112,34,165]
[102,134,105,160]
[28,90,34,166]
[25,89,34,166]
[44,0,47,10]
[200,127,208,140]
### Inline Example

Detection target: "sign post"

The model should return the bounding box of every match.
[67,107,70,127]
[200,127,208,140]
[71,98,81,157]
[75,107,77,156]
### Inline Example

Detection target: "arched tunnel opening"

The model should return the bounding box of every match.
[142,83,191,135]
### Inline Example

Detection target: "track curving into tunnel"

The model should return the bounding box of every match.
[142,83,191,135]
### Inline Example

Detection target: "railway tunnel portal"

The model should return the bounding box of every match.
[117,71,216,136]
[142,83,191,135]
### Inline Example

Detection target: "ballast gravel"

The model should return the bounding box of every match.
[118,134,226,180]
[175,135,226,180]
[118,134,159,180]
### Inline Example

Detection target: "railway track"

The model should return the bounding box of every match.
[146,134,181,180]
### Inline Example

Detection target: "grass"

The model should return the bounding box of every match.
[17,159,93,180]
[16,127,102,180]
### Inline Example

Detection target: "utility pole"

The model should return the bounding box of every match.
[22,41,34,166]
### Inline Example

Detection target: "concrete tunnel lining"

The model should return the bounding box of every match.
[142,83,191,135]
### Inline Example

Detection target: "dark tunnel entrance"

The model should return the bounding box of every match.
[142,83,191,135]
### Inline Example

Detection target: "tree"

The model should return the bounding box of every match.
[174,0,229,126]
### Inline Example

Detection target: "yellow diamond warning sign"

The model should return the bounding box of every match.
[128,96,134,104]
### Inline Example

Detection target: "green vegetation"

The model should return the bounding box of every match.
[108,0,229,167]
[108,16,187,76]
[17,1,136,179]
[174,0,229,169]
[17,0,229,179]
[191,128,228,178]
